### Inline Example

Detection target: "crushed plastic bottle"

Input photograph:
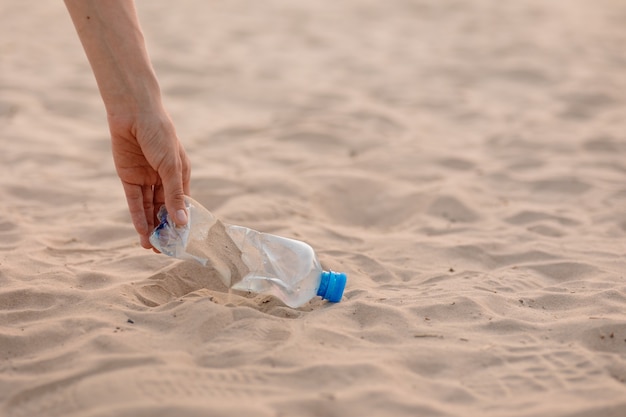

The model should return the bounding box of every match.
[149,196,347,308]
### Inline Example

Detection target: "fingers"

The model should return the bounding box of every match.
[151,184,165,253]
[153,183,165,225]
[142,185,156,232]
[115,112,191,247]
[180,142,191,196]
[159,152,188,227]
[121,182,153,249]
[143,116,190,227]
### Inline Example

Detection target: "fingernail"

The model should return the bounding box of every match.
[175,209,188,225]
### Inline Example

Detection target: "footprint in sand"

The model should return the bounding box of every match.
[2,365,279,417]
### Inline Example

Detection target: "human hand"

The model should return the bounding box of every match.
[108,110,191,249]
[63,0,191,249]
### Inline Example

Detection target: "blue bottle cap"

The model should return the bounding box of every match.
[317,271,347,303]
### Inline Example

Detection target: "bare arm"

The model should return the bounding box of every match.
[65,0,190,249]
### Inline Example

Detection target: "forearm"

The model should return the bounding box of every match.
[64,0,163,117]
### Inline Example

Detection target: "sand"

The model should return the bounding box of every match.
[1,0,626,416]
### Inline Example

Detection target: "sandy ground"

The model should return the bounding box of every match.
[1,1,626,416]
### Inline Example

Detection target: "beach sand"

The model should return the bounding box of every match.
[1,0,626,416]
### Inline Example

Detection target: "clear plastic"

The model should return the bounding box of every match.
[149,197,346,308]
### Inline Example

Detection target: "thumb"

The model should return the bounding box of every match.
[161,169,188,227]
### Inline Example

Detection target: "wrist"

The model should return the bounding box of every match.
[101,73,164,118]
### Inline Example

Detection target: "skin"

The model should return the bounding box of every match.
[64,0,190,249]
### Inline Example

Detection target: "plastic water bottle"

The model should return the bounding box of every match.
[149,196,347,308]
